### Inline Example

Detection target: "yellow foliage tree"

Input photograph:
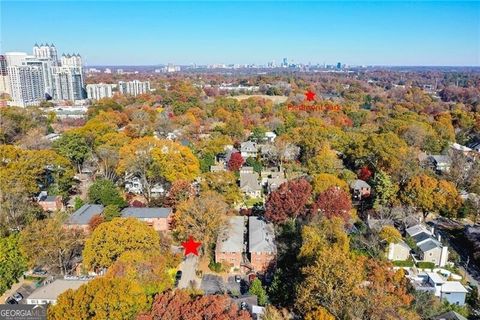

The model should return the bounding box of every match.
[311,173,349,195]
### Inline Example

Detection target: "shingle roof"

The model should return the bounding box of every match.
[433,311,468,320]
[240,173,262,192]
[406,224,430,237]
[350,179,371,190]
[427,272,446,284]
[413,232,432,244]
[121,207,172,219]
[217,216,246,253]
[66,204,104,225]
[418,239,442,252]
[248,216,276,253]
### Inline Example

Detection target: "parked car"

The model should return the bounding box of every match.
[175,270,182,286]
[12,293,23,302]
[235,275,241,283]
[240,301,248,311]
[33,268,47,276]
[5,297,18,304]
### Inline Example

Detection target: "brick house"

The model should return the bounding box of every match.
[64,204,104,232]
[120,207,172,232]
[248,216,276,272]
[215,216,246,270]
[38,193,63,212]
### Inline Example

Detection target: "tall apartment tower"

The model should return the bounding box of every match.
[118,80,150,96]
[86,83,113,100]
[33,43,58,65]
[0,55,11,95]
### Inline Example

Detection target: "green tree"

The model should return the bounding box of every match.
[248,278,268,306]
[372,170,399,208]
[199,172,242,205]
[88,179,126,208]
[245,157,263,174]
[73,197,85,210]
[0,234,27,295]
[103,205,121,221]
[53,131,90,172]
[199,152,215,173]
[83,218,160,270]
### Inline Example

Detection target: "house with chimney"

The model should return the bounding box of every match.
[406,224,449,267]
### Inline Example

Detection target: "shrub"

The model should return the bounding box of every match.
[392,260,414,267]
[208,260,223,273]
[417,261,436,269]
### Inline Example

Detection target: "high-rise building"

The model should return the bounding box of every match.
[118,80,150,96]
[4,44,86,106]
[336,62,342,69]
[33,43,58,66]
[86,83,114,100]
[0,55,11,95]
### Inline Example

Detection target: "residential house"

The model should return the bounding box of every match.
[387,240,411,261]
[467,140,480,153]
[26,279,89,305]
[265,131,277,143]
[64,204,104,232]
[210,165,225,172]
[241,141,258,159]
[240,172,262,198]
[222,147,239,164]
[248,216,276,272]
[406,224,449,267]
[120,207,172,232]
[428,155,452,173]
[451,143,473,156]
[415,272,468,306]
[124,174,165,196]
[215,216,246,270]
[260,168,286,193]
[350,179,371,200]
[37,191,63,212]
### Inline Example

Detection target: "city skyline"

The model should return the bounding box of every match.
[2,1,479,66]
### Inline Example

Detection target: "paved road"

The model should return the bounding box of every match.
[177,255,201,289]
[200,274,243,295]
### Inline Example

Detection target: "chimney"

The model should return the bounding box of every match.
[430,226,435,235]
[437,234,441,242]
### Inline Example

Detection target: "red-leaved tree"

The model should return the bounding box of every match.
[358,166,373,181]
[88,214,104,232]
[227,152,244,171]
[312,186,352,224]
[265,178,312,223]
[137,290,251,320]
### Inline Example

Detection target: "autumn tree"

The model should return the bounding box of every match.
[164,180,195,209]
[379,226,402,244]
[94,132,131,181]
[49,277,149,320]
[150,140,200,182]
[401,174,461,219]
[199,172,242,205]
[227,152,244,171]
[0,234,27,295]
[306,143,343,175]
[173,191,228,254]
[88,214,104,232]
[372,170,399,208]
[19,217,84,275]
[106,250,181,296]
[311,173,349,195]
[312,187,352,225]
[138,290,252,320]
[265,179,312,223]
[83,218,160,270]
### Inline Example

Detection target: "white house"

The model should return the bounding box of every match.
[26,279,89,305]
[241,141,258,159]
[406,224,449,267]
[387,240,411,261]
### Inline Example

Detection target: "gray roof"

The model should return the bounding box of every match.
[430,155,452,165]
[240,173,262,192]
[121,207,172,219]
[241,141,257,152]
[248,216,276,253]
[418,238,442,253]
[433,311,468,320]
[412,232,432,244]
[27,280,89,301]
[217,216,246,253]
[66,204,104,225]
[350,179,371,190]
[406,224,430,237]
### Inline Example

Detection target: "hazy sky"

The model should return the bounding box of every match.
[1,1,479,66]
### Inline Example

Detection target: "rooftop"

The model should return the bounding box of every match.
[66,204,104,225]
[442,281,468,293]
[249,216,276,253]
[350,179,371,189]
[121,207,172,219]
[240,173,262,192]
[406,224,432,237]
[427,272,446,284]
[418,238,442,252]
[217,216,246,253]
[27,280,89,301]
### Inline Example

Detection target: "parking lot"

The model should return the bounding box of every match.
[200,274,246,295]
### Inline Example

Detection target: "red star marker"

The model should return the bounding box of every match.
[305,90,316,101]
[181,236,201,256]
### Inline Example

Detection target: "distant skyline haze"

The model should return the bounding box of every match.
[1,1,479,66]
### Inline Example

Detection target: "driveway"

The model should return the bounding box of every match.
[1,278,37,304]
[177,255,201,289]
[201,274,242,295]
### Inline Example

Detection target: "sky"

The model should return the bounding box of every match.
[1,1,479,66]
